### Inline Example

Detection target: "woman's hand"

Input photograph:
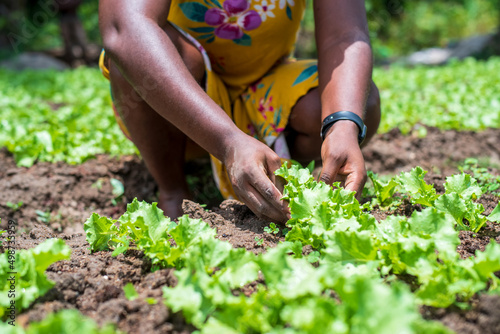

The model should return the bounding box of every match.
[319,121,367,197]
[223,135,290,223]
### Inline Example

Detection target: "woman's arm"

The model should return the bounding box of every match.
[100,0,289,222]
[314,0,373,195]
[100,0,242,160]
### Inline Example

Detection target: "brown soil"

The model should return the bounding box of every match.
[1,126,500,333]
[363,126,500,175]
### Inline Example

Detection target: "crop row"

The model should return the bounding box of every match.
[1,164,499,332]
[81,164,499,333]
[1,58,499,167]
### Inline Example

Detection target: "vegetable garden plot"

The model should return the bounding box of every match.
[0,126,499,333]
[1,59,499,168]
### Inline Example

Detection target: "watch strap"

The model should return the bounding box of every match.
[320,111,367,145]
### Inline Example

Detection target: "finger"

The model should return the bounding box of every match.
[319,156,344,186]
[252,171,290,219]
[275,175,286,194]
[265,158,290,217]
[265,155,282,188]
[332,173,346,187]
[240,185,288,223]
[344,169,367,198]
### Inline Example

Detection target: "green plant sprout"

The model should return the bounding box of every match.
[6,201,23,211]
[123,283,139,301]
[264,223,280,235]
[35,210,62,224]
[91,179,104,190]
[459,158,500,195]
[254,237,264,246]
[110,178,125,205]
[35,210,51,224]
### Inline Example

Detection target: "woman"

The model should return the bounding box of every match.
[98,0,380,222]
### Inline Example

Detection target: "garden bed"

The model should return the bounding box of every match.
[1,125,500,334]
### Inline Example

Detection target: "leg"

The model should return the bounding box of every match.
[109,23,205,219]
[286,81,381,164]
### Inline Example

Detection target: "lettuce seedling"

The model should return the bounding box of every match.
[397,167,438,207]
[0,238,71,316]
[367,171,399,207]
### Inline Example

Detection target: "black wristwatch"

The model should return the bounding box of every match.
[320,111,367,145]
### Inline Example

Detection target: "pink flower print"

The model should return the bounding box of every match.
[205,0,261,40]
[271,124,285,133]
[258,96,274,120]
[249,80,262,93]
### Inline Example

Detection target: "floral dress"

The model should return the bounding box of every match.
[100,0,319,200]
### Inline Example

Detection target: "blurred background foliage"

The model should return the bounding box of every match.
[296,0,500,60]
[0,0,499,62]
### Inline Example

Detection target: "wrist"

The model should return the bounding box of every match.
[219,131,251,163]
[323,120,359,141]
[320,111,367,144]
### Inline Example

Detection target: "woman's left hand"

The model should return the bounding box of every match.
[319,120,367,197]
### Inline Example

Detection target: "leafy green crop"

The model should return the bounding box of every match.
[459,158,500,195]
[264,222,280,235]
[367,171,399,207]
[0,309,119,334]
[1,59,500,167]
[82,162,500,333]
[397,167,439,207]
[489,204,500,223]
[367,166,499,233]
[123,283,139,301]
[277,164,500,308]
[85,163,500,333]
[0,68,136,167]
[84,200,176,269]
[374,58,500,134]
[0,239,71,317]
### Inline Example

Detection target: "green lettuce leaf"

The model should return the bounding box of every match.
[0,239,71,316]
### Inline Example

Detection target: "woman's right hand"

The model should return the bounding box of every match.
[223,135,290,223]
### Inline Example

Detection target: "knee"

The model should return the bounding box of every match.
[289,88,322,136]
[367,82,381,116]
[362,82,381,145]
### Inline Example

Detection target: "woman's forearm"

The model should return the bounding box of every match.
[100,1,245,162]
[317,32,373,121]
[314,0,373,124]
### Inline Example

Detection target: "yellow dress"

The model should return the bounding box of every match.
[100,0,319,199]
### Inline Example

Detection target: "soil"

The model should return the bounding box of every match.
[1,126,500,333]
[363,126,500,176]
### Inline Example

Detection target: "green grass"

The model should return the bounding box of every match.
[0,58,499,167]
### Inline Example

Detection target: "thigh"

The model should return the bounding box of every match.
[236,59,319,148]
